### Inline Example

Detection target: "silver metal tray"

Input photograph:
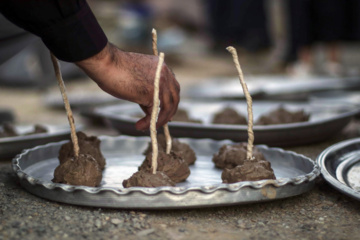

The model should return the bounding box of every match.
[185,75,360,100]
[94,100,360,147]
[13,136,320,209]
[0,125,72,159]
[317,138,360,201]
[310,91,360,111]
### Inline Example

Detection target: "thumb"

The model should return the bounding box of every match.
[135,115,151,131]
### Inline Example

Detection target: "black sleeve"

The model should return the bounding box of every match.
[0,0,108,62]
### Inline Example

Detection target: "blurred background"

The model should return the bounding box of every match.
[1,0,360,126]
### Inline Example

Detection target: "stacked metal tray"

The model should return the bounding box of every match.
[93,100,360,147]
[185,76,360,100]
[317,137,360,201]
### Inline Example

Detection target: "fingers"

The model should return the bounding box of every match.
[139,104,151,115]
[134,59,180,131]
[156,67,180,127]
[167,66,181,94]
[136,73,179,130]
[135,105,151,131]
[136,92,176,131]
[156,105,178,129]
[135,115,151,131]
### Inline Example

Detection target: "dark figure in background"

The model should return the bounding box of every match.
[0,0,180,131]
[285,0,360,77]
[206,0,271,52]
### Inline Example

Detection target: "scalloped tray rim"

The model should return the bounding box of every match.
[12,135,320,196]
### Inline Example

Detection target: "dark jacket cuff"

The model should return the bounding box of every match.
[40,2,107,62]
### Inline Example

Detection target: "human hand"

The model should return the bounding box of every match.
[75,43,180,131]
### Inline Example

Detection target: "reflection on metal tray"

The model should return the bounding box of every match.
[12,136,320,209]
[317,138,360,201]
[0,125,73,159]
[93,100,360,147]
[185,75,360,100]
[310,91,360,111]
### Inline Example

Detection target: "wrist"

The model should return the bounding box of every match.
[75,42,115,69]
[75,42,125,87]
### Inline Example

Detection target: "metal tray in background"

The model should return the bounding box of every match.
[12,136,320,209]
[0,125,72,159]
[309,91,360,117]
[317,138,360,201]
[185,75,360,100]
[310,90,360,106]
[93,100,360,147]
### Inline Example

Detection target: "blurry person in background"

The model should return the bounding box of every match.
[0,0,180,131]
[285,0,360,77]
[205,0,271,52]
